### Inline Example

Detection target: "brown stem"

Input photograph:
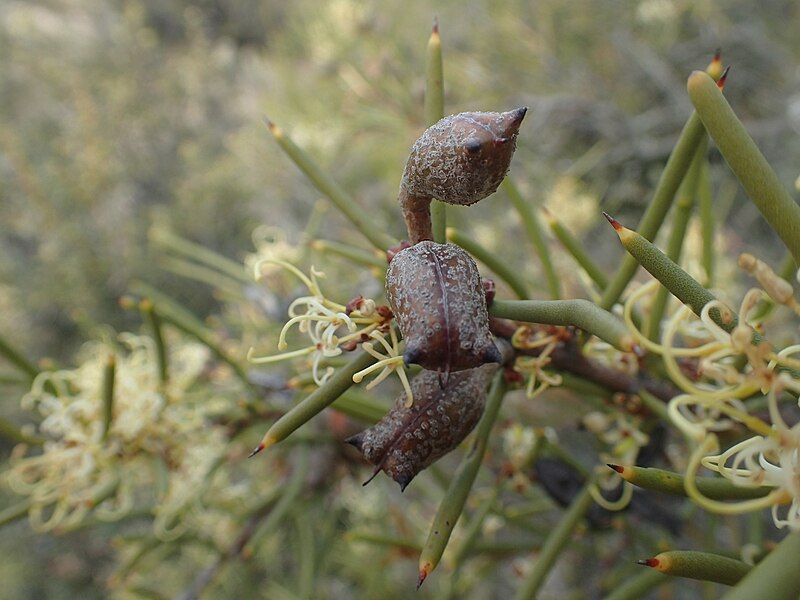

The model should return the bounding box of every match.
[489,317,677,402]
[399,185,433,244]
[177,505,270,600]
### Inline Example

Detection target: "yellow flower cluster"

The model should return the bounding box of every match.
[623,273,800,529]
[510,326,563,399]
[247,258,413,404]
[6,333,227,536]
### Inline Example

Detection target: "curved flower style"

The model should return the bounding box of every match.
[247,258,413,403]
[510,325,563,398]
[622,276,800,529]
[583,411,648,510]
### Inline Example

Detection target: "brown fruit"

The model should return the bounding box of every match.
[399,108,527,243]
[385,241,501,374]
[346,365,496,490]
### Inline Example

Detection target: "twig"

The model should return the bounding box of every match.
[489,317,678,402]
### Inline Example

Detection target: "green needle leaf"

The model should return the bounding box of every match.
[250,351,375,454]
[513,477,597,599]
[722,531,800,600]
[646,139,707,341]
[425,17,447,244]
[448,228,530,299]
[599,110,707,310]
[638,550,751,586]
[417,373,507,588]
[609,465,771,501]
[265,120,395,251]
[604,214,737,333]
[100,352,116,442]
[688,70,800,263]
[503,178,561,299]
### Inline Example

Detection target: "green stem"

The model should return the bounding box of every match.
[130,282,250,388]
[450,486,502,569]
[348,531,422,553]
[157,256,245,298]
[612,465,771,501]
[101,353,116,442]
[0,332,39,381]
[698,160,715,286]
[294,511,315,598]
[85,475,121,510]
[778,253,797,283]
[543,211,608,289]
[265,120,394,251]
[722,532,800,600]
[541,438,589,478]
[242,447,309,558]
[558,372,611,400]
[254,351,375,450]
[638,389,669,422]
[429,206,447,246]
[140,300,168,385]
[602,569,667,600]
[489,299,634,352]
[0,416,43,445]
[502,499,552,522]
[130,281,207,332]
[746,510,764,548]
[418,374,507,586]
[646,139,707,341]
[425,18,447,244]
[115,537,162,580]
[642,550,751,586]
[0,372,27,385]
[298,199,329,265]
[0,499,31,528]
[330,390,386,424]
[599,111,707,310]
[149,225,250,284]
[448,229,530,299]
[513,477,596,599]
[503,179,561,298]
[309,239,386,270]
[688,71,800,263]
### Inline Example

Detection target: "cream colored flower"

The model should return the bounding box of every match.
[6,333,227,535]
[248,258,413,403]
[621,276,800,529]
[510,326,563,399]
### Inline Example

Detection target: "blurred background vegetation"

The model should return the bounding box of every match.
[1,0,799,598]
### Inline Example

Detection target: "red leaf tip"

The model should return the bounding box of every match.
[637,558,660,568]
[248,443,265,458]
[416,572,427,590]
[602,212,623,231]
[417,563,432,589]
[263,117,282,138]
[717,65,731,89]
[607,463,624,473]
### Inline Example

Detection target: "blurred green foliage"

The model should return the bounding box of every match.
[2,0,799,358]
[2,0,800,598]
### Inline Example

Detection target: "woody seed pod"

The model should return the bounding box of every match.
[386,240,501,373]
[399,108,527,243]
[346,364,496,491]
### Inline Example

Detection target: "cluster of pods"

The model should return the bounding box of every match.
[347,108,527,490]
